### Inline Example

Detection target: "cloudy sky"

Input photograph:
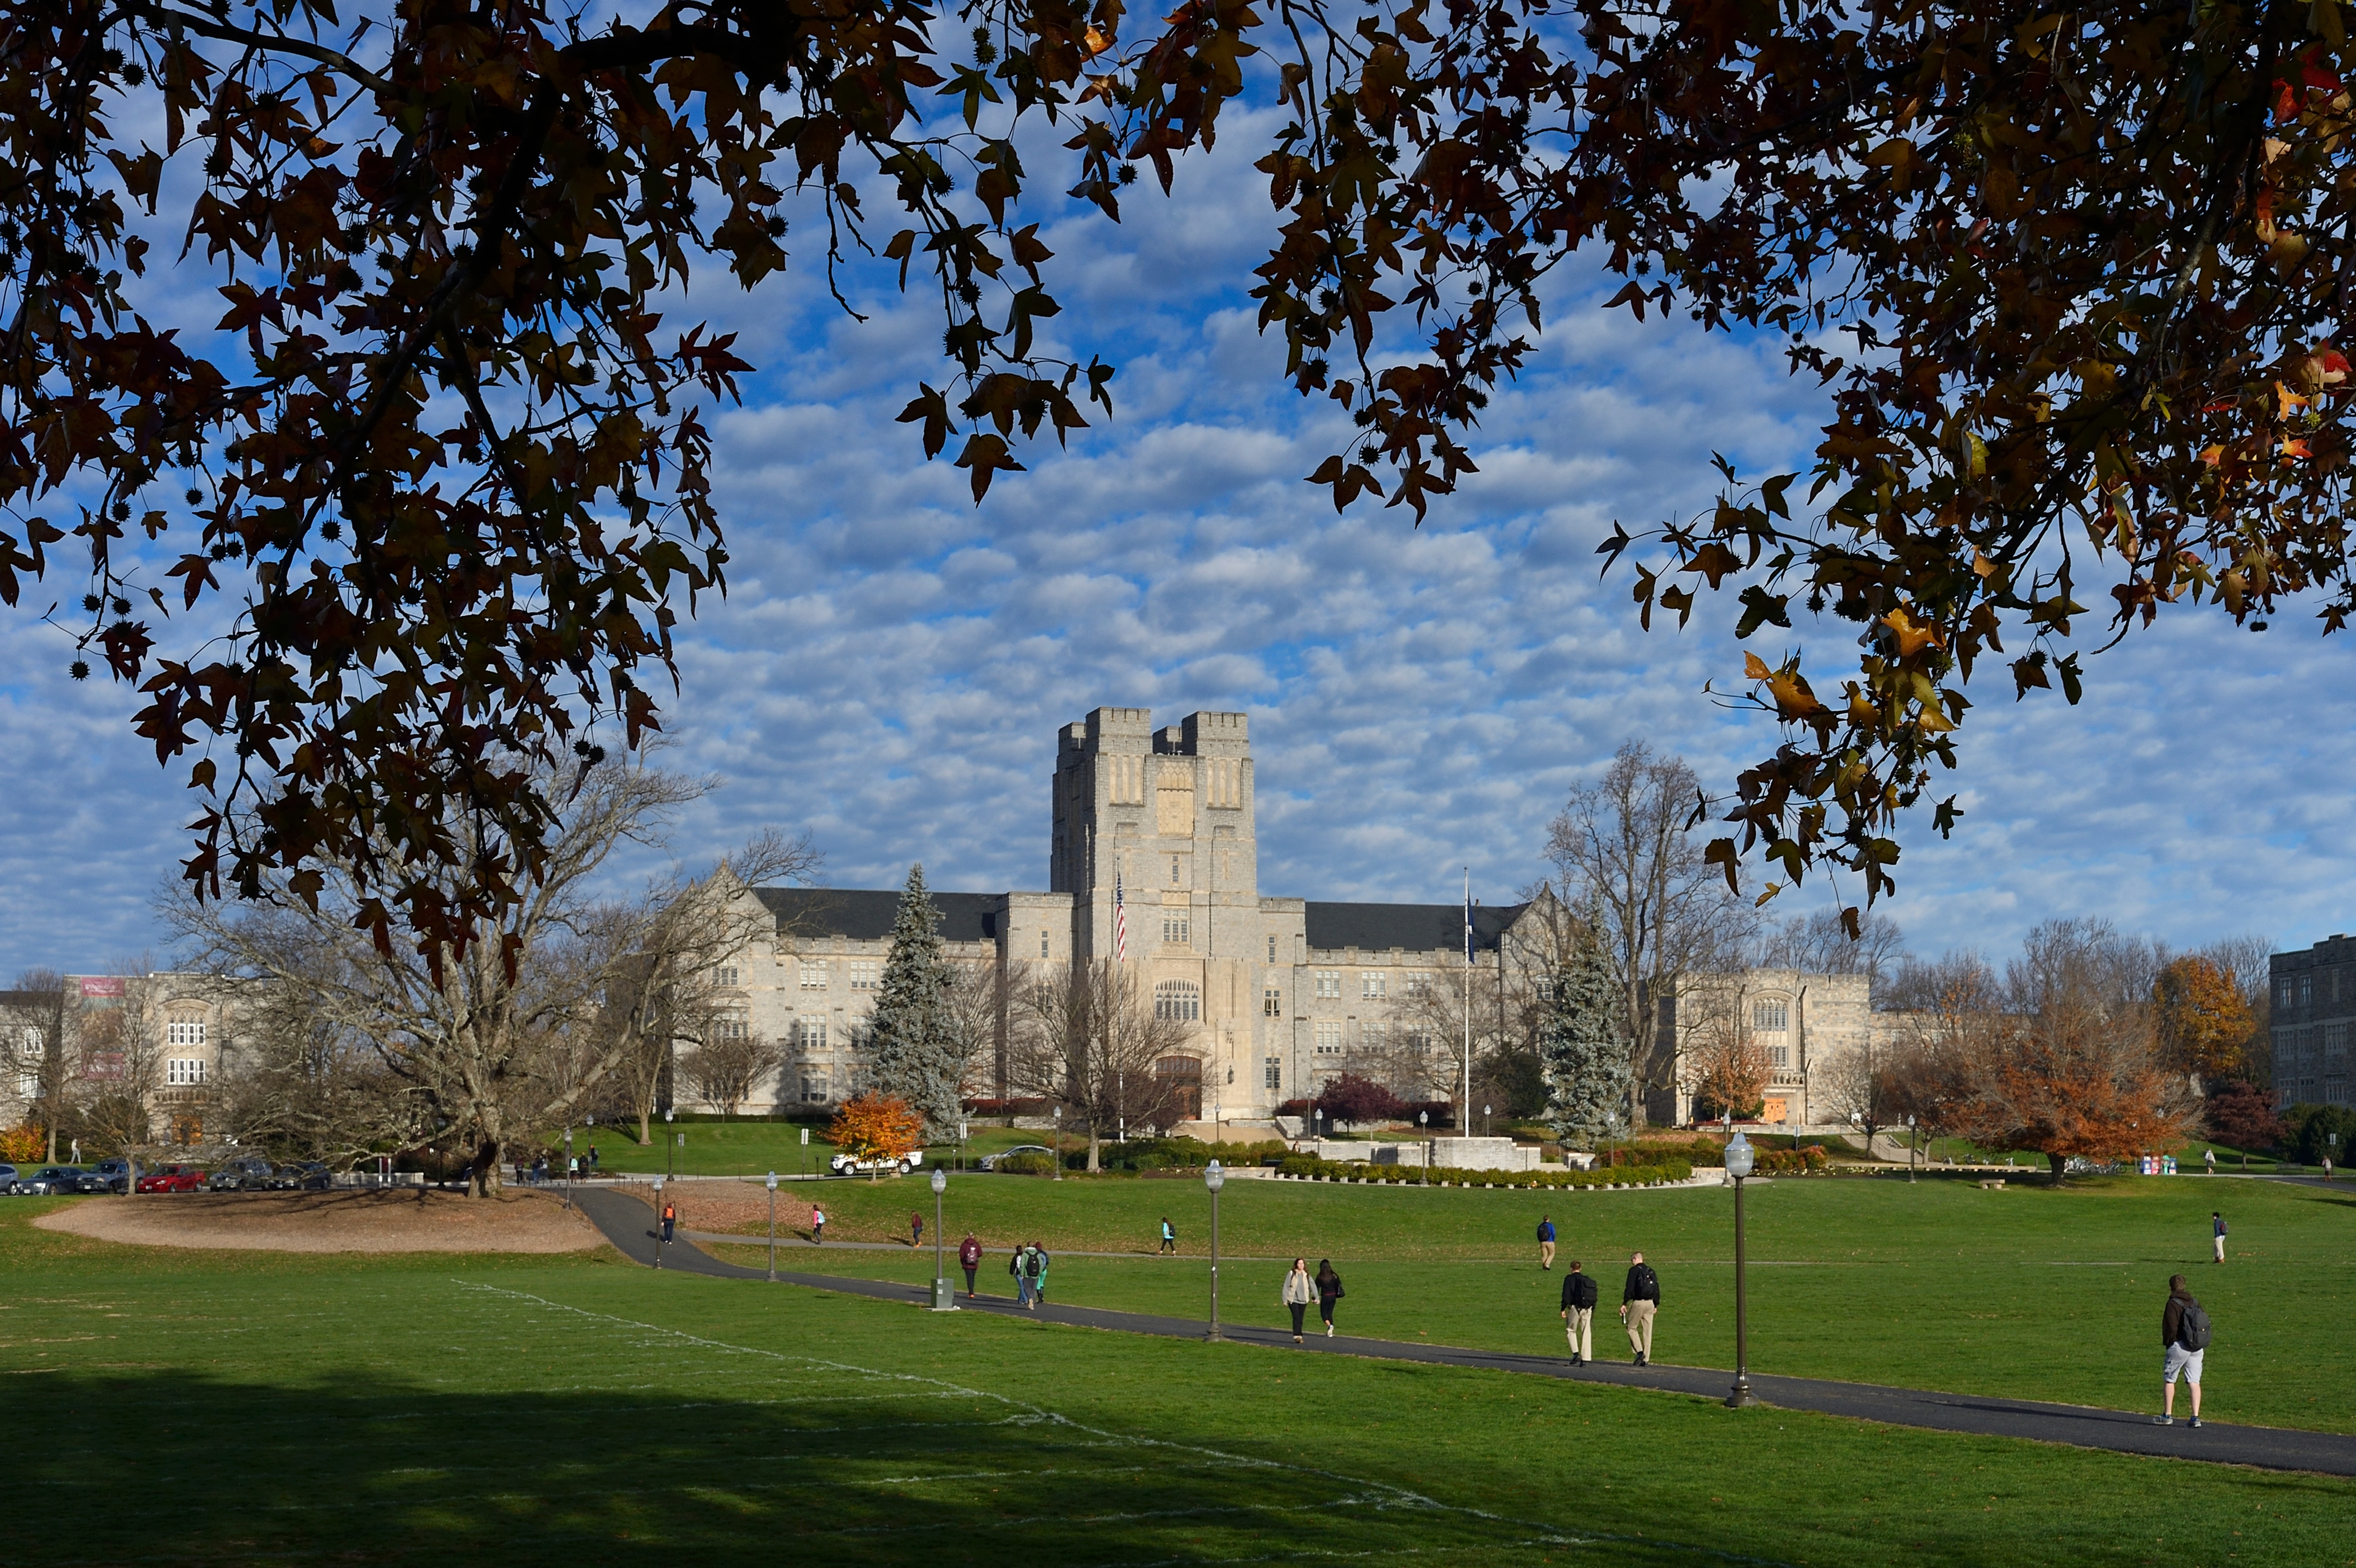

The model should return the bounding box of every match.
[2,71,2349,979]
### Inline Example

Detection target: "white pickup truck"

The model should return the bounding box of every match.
[828,1147,926,1177]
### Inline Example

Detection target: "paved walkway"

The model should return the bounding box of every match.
[567,1188,2356,1477]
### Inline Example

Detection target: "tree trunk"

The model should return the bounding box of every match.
[471,1137,503,1197]
[2047,1150,2068,1187]
[1087,1124,1101,1173]
[639,1108,651,1145]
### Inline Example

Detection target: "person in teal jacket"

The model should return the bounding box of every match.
[1029,1241,1052,1307]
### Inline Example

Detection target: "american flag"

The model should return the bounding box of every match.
[1115,870,1127,964]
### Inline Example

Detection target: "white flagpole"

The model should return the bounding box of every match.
[1462,866,1472,1141]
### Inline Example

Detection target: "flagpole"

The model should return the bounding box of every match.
[1462,866,1472,1143]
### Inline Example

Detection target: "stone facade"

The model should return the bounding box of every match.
[1647,968,1873,1128]
[2269,934,2355,1108]
[1,973,240,1143]
[702,707,1560,1121]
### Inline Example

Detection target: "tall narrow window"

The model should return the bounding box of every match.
[1268,935,1278,964]
[1263,988,1282,1017]
[1753,999,1789,1033]
[1040,931,1050,959]
[717,965,740,988]
[1264,1056,1282,1090]
[1155,980,1202,1022]
[1171,856,1180,885]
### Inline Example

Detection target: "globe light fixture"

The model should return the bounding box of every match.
[652,1175,667,1271]
[765,1170,779,1281]
[1203,1158,1227,1341]
[1724,1130,1756,1408]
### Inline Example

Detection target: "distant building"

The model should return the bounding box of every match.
[0,973,237,1144]
[2269,934,2355,1108]
[704,707,1563,1121]
[1647,969,1875,1129]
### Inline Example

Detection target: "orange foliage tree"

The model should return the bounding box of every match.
[828,1093,925,1180]
[0,1124,45,1164]
[2155,957,2258,1083]
[1947,1002,2197,1185]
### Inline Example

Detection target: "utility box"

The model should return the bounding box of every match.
[932,1278,958,1311]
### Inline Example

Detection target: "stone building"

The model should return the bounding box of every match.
[1647,968,1874,1128]
[700,707,1563,1122]
[2269,934,2355,1108]
[0,973,239,1144]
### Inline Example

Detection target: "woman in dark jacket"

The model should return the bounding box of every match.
[1315,1259,1345,1337]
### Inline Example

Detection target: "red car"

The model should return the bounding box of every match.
[137,1165,206,1193]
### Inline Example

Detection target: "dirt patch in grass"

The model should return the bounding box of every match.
[32,1189,606,1254]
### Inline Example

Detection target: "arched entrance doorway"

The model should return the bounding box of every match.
[1154,1055,1203,1122]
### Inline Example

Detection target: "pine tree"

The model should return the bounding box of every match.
[1544,909,1633,1147]
[864,864,964,1141]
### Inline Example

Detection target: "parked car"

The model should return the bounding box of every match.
[976,1144,1052,1172]
[281,1161,335,1190]
[137,1165,207,1194]
[91,1158,131,1194]
[0,1163,19,1194]
[16,1165,106,1195]
[829,1147,927,1177]
[207,1157,277,1192]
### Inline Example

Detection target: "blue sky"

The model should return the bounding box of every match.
[1,78,2349,976]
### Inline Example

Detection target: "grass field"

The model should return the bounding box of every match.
[676,1169,2356,1433]
[3,1200,2351,1568]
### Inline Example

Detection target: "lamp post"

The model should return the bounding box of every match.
[1417,1110,1429,1183]
[958,1121,969,1174]
[1052,1105,1063,1181]
[652,1176,666,1270]
[1483,1103,1492,1140]
[765,1170,778,1281]
[1724,1130,1756,1408]
[930,1165,955,1309]
[563,1123,574,1210]
[1906,1114,1917,1185]
[1203,1158,1226,1341]
[665,1107,676,1184]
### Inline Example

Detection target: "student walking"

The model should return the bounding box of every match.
[1536,1215,1557,1271]
[1160,1217,1177,1254]
[1559,1259,1598,1365]
[2156,1274,2211,1426]
[910,1209,925,1248]
[1030,1242,1052,1307]
[661,1202,676,1243]
[810,1203,827,1243]
[589,1143,599,1173]
[2212,1211,2228,1264]
[960,1232,982,1297]
[1315,1259,1345,1337]
[1620,1250,1661,1366]
[2203,1148,2215,1175]
[1012,1245,1034,1307]
[1282,1258,1315,1343]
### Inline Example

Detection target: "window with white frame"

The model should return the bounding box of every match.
[1268,935,1278,964]
[1406,972,1431,999]
[167,1058,207,1086]
[1155,980,1201,1022]
[1767,1043,1789,1068]
[801,1074,830,1102]
[2301,975,2314,1006]
[799,959,828,990]
[1263,987,1282,1017]
[1315,970,1341,999]
[1162,914,1190,946]
[849,960,880,991]
[1040,931,1050,959]
[717,1013,750,1041]
[1265,1056,1282,1090]
[794,1018,828,1052]
[717,965,740,988]
[1407,1027,1434,1056]
[166,1019,207,1048]
[1753,999,1789,1032]
[1314,1022,1343,1056]
[1361,1020,1388,1052]
[1361,972,1387,1001]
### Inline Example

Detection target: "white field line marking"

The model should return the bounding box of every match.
[455,1281,1801,1567]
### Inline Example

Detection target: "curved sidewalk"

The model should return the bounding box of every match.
[567,1187,2356,1477]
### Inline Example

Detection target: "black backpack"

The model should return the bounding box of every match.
[2178,1300,2212,1351]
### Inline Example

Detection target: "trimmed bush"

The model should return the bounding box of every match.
[993,1152,1057,1176]
[1271,1154,1692,1191]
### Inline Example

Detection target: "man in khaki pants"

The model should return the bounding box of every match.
[1560,1259,1599,1366]
[1620,1250,1661,1366]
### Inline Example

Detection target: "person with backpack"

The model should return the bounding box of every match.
[1315,1259,1345,1337]
[1029,1241,1052,1307]
[959,1231,982,1297]
[1620,1250,1661,1366]
[1536,1215,1557,1271]
[1011,1244,1033,1307]
[810,1203,826,1243]
[910,1209,924,1248]
[1160,1217,1177,1254]
[2157,1274,2210,1426]
[661,1201,676,1243]
[2212,1211,2228,1264]
[1282,1258,1315,1343]
[1559,1259,1598,1365]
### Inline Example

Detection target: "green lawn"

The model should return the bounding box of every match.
[691,1169,2356,1433]
[565,1120,1060,1176]
[1,1200,2349,1568]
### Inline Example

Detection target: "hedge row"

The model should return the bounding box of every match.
[1273,1155,1694,1190]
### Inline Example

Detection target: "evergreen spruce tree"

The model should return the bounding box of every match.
[1544,907,1633,1147]
[864,864,963,1141]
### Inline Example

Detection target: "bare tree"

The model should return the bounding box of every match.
[166,752,817,1195]
[1,970,66,1158]
[209,979,410,1165]
[1545,741,1759,1126]
[1009,960,1191,1166]
[677,1029,785,1119]
[943,959,1008,1106]
[1756,907,1909,995]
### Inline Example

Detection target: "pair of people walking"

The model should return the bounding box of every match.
[1010,1241,1051,1308]
[1557,1252,1657,1366]
[1281,1258,1344,1342]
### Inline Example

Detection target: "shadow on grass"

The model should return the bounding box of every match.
[11,1366,1710,1568]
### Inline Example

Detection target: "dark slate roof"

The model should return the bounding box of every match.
[1303,900,1527,956]
[754,887,1002,943]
